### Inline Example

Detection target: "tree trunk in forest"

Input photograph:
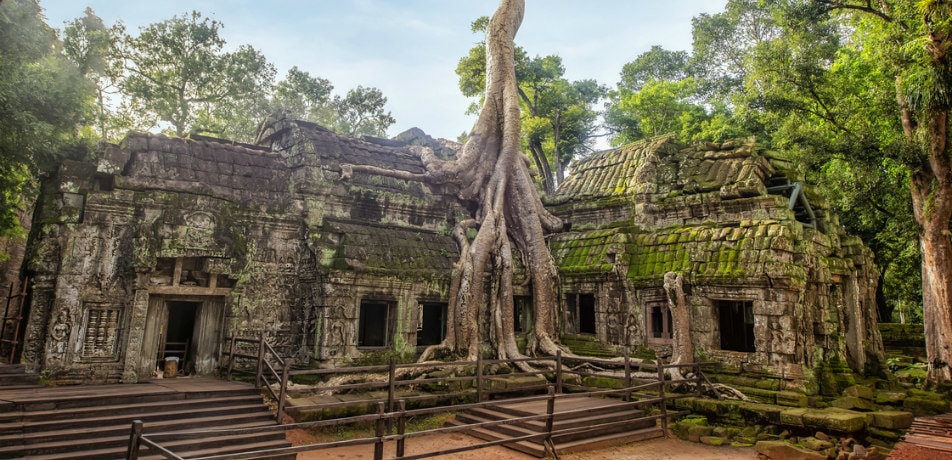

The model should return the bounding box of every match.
[908,117,952,386]
[664,272,693,372]
[343,0,564,363]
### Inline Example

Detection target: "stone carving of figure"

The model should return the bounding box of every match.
[48,309,71,364]
[625,313,639,348]
[607,314,619,345]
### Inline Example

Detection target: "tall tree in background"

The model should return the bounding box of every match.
[457,18,604,193]
[0,0,92,242]
[115,11,275,142]
[62,8,129,142]
[728,0,945,381]
[803,0,952,385]
[347,0,565,362]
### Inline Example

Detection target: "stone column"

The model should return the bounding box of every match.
[121,288,150,382]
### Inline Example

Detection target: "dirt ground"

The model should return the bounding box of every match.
[887,442,952,460]
[288,430,758,459]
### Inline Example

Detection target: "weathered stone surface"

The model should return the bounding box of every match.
[801,436,834,451]
[802,409,867,433]
[687,424,714,442]
[776,390,808,407]
[700,436,725,446]
[843,385,875,400]
[903,397,950,416]
[755,440,827,460]
[866,410,914,430]
[832,396,876,411]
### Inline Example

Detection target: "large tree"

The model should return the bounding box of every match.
[809,0,952,385]
[457,20,604,193]
[115,11,276,142]
[0,0,91,242]
[346,0,564,361]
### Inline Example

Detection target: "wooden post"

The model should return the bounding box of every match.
[544,386,556,455]
[658,361,668,434]
[555,350,563,394]
[388,357,396,412]
[624,350,632,402]
[396,400,407,458]
[255,333,266,389]
[126,420,143,460]
[695,363,702,397]
[277,358,293,424]
[226,335,237,380]
[476,354,483,403]
[374,402,385,460]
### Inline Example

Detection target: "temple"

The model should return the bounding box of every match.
[9,113,883,395]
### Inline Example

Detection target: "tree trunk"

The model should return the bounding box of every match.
[908,110,952,386]
[345,0,564,363]
[664,272,694,368]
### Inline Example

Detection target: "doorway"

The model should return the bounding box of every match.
[140,296,225,378]
[160,301,198,368]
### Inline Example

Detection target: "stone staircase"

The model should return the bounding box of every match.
[0,364,40,388]
[447,395,662,457]
[0,379,291,459]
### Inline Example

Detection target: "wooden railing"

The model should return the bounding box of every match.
[219,336,711,426]
[127,360,700,460]
[221,335,293,422]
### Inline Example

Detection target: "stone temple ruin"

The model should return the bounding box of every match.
[10,113,883,395]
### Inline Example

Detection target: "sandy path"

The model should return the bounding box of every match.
[290,431,758,459]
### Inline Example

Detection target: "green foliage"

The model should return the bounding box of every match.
[456,16,606,192]
[0,0,93,241]
[115,11,276,142]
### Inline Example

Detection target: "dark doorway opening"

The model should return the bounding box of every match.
[566,293,597,335]
[417,302,446,346]
[647,304,673,343]
[359,301,394,348]
[578,294,596,334]
[716,300,755,352]
[162,301,197,366]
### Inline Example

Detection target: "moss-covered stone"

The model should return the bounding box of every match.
[903,397,950,416]
[866,410,913,430]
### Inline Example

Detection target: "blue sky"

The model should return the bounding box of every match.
[40,1,728,140]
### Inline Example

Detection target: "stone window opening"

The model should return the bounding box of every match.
[565,293,596,335]
[716,300,755,352]
[416,302,447,347]
[358,300,396,348]
[646,303,673,344]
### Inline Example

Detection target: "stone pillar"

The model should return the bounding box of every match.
[21,276,55,371]
[121,288,150,382]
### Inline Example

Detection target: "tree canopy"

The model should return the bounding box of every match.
[0,0,92,242]
[456,17,605,193]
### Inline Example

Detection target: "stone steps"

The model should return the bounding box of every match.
[447,395,661,457]
[0,364,40,388]
[0,378,292,459]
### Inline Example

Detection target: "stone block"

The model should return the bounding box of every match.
[843,385,875,400]
[687,424,713,442]
[776,390,808,407]
[802,409,867,434]
[903,397,950,416]
[801,436,834,451]
[831,396,875,411]
[873,391,906,405]
[866,410,913,430]
[700,436,725,446]
[779,407,810,427]
[755,440,827,460]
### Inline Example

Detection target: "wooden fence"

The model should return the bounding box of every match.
[126,335,710,460]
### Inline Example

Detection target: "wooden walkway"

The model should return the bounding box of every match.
[902,412,952,454]
[0,376,253,407]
